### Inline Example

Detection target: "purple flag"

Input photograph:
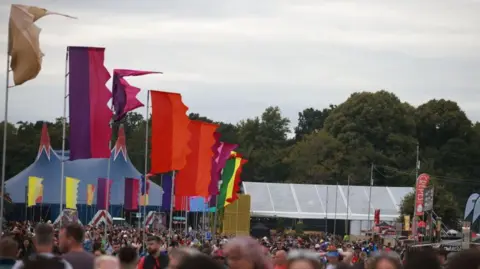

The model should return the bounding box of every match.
[97,178,112,210]
[124,178,139,210]
[208,132,238,195]
[161,174,172,211]
[112,69,161,121]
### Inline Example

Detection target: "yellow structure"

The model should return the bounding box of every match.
[222,194,251,236]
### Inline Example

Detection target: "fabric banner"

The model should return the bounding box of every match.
[374,209,380,225]
[404,215,410,231]
[175,121,218,197]
[139,175,151,206]
[415,173,430,216]
[464,193,479,220]
[225,153,247,206]
[150,90,191,173]
[161,174,173,211]
[65,177,80,209]
[68,46,112,160]
[208,132,238,195]
[423,187,434,211]
[27,176,43,207]
[112,69,160,121]
[97,178,112,210]
[86,184,95,206]
[124,178,139,210]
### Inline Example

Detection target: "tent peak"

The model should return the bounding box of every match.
[113,124,127,161]
[37,122,52,160]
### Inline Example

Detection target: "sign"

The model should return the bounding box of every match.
[205,231,212,240]
[415,173,430,216]
[424,187,434,211]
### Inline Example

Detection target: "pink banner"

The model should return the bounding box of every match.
[415,173,430,216]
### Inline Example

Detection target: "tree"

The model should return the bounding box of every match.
[295,105,336,140]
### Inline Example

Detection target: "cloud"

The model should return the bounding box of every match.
[0,0,479,129]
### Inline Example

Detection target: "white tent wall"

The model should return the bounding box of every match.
[243,182,412,223]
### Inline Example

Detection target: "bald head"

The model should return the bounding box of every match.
[275,250,287,265]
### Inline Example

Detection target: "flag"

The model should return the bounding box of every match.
[139,175,151,206]
[68,46,112,160]
[175,121,219,197]
[65,177,80,209]
[225,153,247,205]
[124,178,139,210]
[174,196,190,211]
[216,153,247,209]
[209,132,238,195]
[35,184,43,204]
[27,176,43,207]
[112,69,161,121]
[161,173,173,211]
[86,184,95,206]
[8,5,75,86]
[150,91,191,173]
[97,178,112,210]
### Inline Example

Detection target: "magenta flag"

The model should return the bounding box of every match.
[112,69,161,121]
[124,178,139,210]
[208,132,238,195]
[68,46,112,160]
[97,178,112,210]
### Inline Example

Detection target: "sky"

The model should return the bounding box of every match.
[0,0,479,130]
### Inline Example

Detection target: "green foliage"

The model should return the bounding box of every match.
[1,91,479,224]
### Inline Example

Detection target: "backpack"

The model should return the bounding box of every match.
[22,254,65,269]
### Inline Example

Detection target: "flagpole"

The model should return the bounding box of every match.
[142,90,150,249]
[0,49,11,235]
[367,163,374,232]
[325,185,329,233]
[59,48,69,227]
[168,171,176,245]
[345,175,350,235]
[212,195,218,240]
[334,182,338,235]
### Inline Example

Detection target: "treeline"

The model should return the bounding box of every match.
[2,90,479,227]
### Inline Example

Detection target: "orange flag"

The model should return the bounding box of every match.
[150,91,191,173]
[8,5,75,86]
[175,120,219,197]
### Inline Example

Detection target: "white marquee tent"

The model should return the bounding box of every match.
[243,182,413,222]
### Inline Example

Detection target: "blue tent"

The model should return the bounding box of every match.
[5,125,163,221]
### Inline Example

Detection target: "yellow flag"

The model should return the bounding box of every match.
[86,184,95,206]
[8,4,75,86]
[27,176,43,207]
[65,177,80,209]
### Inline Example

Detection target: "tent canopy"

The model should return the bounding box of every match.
[243,182,412,221]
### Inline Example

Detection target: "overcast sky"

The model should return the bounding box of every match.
[0,0,479,130]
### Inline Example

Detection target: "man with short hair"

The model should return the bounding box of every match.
[12,223,72,269]
[273,250,287,269]
[137,236,169,269]
[119,246,138,269]
[0,237,18,269]
[60,223,95,269]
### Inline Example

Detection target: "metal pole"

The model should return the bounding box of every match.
[325,185,329,233]
[346,175,350,235]
[212,195,218,240]
[412,142,420,239]
[59,49,69,227]
[367,163,373,232]
[0,51,10,235]
[334,182,338,235]
[142,90,150,248]
[168,171,176,244]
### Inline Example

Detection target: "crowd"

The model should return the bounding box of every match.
[0,221,479,269]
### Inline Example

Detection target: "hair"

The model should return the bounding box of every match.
[169,247,200,262]
[367,252,402,269]
[0,237,18,258]
[178,254,223,269]
[63,223,84,243]
[446,249,480,269]
[287,250,323,269]
[35,223,54,246]
[118,246,138,265]
[95,255,120,269]
[224,236,273,269]
[147,235,161,243]
[403,248,440,269]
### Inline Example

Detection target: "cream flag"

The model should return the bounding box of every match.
[8,5,76,86]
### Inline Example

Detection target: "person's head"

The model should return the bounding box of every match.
[177,253,223,269]
[146,236,162,255]
[326,246,340,264]
[212,249,225,265]
[95,255,120,269]
[435,248,448,265]
[94,249,105,257]
[274,250,288,265]
[287,250,322,269]
[403,248,439,269]
[168,247,200,269]
[59,223,85,253]
[224,236,272,269]
[33,223,54,253]
[446,249,480,269]
[118,246,138,269]
[0,237,18,259]
[113,241,121,253]
[368,252,402,269]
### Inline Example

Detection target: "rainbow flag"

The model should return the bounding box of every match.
[216,152,247,209]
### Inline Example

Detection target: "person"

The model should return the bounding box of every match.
[137,236,169,269]
[286,250,323,269]
[274,250,288,269]
[119,247,138,269]
[94,255,120,269]
[60,223,95,269]
[224,236,273,269]
[0,237,18,269]
[12,223,72,269]
[177,253,223,269]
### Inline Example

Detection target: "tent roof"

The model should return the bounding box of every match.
[243,182,412,221]
[6,124,163,206]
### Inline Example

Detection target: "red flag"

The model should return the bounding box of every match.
[175,121,219,197]
[415,173,430,216]
[174,196,190,211]
[150,91,191,173]
[124,178,139,210]
[374,209,380,225]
